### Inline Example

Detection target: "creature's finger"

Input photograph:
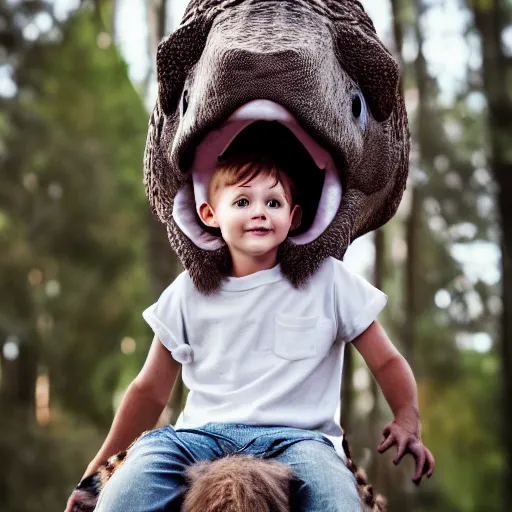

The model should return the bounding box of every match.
[393,438,408,465]
[424,447,435,478]
[378,423,393,446]
[381,423,392,437]
[377,433,395,453]
[412,456,428,485]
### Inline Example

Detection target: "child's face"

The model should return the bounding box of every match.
[199,173,301,262]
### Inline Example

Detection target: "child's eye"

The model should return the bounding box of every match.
[235,198,249,208]
[268,199,281,208]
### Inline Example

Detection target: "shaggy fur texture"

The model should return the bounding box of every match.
[182,455,292,512]
[342,437,387,511]
[71,449,128,512]
[144,0,409,294]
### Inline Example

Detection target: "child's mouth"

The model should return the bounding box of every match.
[246,228,271,236]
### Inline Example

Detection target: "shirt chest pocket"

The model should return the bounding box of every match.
[274,313,334,361]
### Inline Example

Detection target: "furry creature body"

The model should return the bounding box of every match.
[73,0,410,509]
[72,433,386,511]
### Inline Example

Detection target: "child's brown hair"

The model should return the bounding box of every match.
[208,154,299,208]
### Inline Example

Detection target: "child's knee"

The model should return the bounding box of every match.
[283,441,362,511]
[291,469,361,512]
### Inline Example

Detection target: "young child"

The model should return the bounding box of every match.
[66,154,434,512]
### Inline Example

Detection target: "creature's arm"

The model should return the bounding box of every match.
[352,321,435,484]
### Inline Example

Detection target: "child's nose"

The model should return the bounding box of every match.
[251,202,267,218]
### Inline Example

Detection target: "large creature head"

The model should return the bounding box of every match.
[144,0,409,294]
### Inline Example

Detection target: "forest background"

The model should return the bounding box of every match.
[1,0,511,511]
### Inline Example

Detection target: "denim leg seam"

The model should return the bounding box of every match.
[176,428,240,455]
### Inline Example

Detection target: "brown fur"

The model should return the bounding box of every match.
[183,455,292,512]
[342,437,387,512]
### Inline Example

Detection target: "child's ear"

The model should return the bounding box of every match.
[290,205,302,231]
[199,202,219,228]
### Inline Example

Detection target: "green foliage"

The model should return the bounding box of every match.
[419,351,502,511]
[0,5,155,510]
[0,7,151,425]
[0,401,105,512]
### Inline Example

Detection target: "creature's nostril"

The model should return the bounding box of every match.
[352,95,362,118]
[181,89,189,117]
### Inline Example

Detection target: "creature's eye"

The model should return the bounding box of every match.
[235,198,249,208]
[351,91,368,130]
[180,89,189,117]
[268,199,281,208]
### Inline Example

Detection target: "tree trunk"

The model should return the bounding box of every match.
[146,0,185,421]
[340,342,354,430]
[147,210,182,297]
[380,1,427,508]
[471,1,512,505]
[0,333,38,414]
[17,339,38,410]
[146,0,179,294]
[145,0,180,297]
[370,0,407,496]
[404,0,431,372]
[369,229,385,486]
[147,0,168,52]
[0,355,18,403]
[404,186,420,368]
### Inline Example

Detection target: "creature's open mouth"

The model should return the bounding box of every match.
[173,100,342,251]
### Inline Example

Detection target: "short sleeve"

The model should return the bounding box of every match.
[142,272,194,364]
[331,258,388,342]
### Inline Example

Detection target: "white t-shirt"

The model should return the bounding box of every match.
[142,256,387,459]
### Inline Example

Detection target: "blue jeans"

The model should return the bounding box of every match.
[95,423,361,512]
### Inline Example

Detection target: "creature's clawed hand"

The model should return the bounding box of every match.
[377,420,435,485]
